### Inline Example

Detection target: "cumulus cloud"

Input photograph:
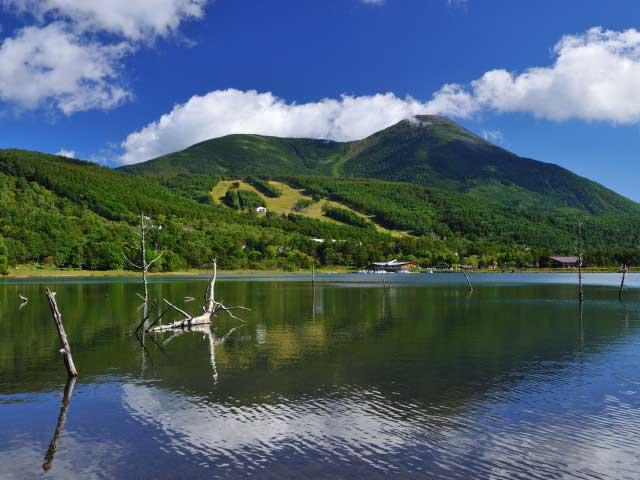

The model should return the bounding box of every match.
[2,0,208,40]
[360,0,385,5]
[0,23,130,114]
[119,89,448,164]
[55,148,75,158]
[0,0,208,113]
[430,27,640,123]
[119,27,640,164]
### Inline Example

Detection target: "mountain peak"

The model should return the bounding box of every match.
[120,117,638,214]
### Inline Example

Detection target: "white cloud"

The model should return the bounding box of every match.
[119,89,449,164]
[55,148,75,158]
[2,0,208,40]
[0,23,131,114]
[360,0,385,5]
[116,26,640,164]
[430,27,640,124]
[0,0,208,114]
[481,129,503,144]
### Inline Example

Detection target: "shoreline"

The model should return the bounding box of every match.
[2,266,636,280]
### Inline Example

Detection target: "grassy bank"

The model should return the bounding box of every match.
[2,264,636,279]
[3,265,356,278]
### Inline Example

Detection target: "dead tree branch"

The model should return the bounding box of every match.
[149,259,249,332]
[45,289,78,378]
[125,211,163,308]
[133,300,157,336]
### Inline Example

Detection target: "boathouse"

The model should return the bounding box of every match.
[548,256,578,268]
[367,259,415,272]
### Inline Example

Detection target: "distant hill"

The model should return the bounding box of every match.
[122,115,640,215]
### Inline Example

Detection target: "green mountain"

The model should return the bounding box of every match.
[122,115,640,215]
[1,116,639,273]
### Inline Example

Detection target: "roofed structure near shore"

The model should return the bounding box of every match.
[367,259,415,272]
[548,256,578,268]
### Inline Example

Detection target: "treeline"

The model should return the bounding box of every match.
[282,176,640,267]
[246,177,281,198]
[224,186,265,211]
[322,204,373,229]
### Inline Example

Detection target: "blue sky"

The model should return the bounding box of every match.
[1,0,639,200]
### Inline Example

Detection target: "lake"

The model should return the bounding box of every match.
[1,273,639,479]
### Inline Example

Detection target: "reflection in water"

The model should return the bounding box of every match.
[0,275,639,478]
[42,376,77,472]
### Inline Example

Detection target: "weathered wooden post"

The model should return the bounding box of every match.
[619,264,628,300]
[45,289,78,377]
[577,221,584,302]
[463,270,474,292]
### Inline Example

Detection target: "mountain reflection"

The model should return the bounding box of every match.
[0,276,638,478]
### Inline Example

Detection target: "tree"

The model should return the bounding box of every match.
[0,236,9,276]
[124,212,163,305]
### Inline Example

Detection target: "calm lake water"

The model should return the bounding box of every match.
[1,273,639,479]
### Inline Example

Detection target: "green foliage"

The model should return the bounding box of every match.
[293,198,313,211]
[1,149,423,271]
[123,115,640,216]
[3,106,640,274]
[0,236,8,276]
[237,189,265,211]
[158,173,218,204]
[224,186,266,212]
[246,176,281,197]
[322,204,373,229]
[224,188,240,209]
[286,175,640,264]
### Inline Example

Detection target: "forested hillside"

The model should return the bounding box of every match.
[2,113,640,273]
[0,150,444,271]
[124,115,640,215]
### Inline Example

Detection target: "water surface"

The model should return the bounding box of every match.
[1,273,639,479]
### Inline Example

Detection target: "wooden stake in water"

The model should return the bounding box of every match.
[577,221,584,303]
[463,270,474,292]
[619,264,628,300]
[45,289,78,378]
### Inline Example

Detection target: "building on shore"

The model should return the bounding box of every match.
[367,259,416,273]
[548,256,579,268]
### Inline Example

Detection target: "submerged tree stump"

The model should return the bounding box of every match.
[149,259,249,332]
[463,270,474,292]
[45,289,78,378]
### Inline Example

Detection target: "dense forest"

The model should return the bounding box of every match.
[1,115,640,274]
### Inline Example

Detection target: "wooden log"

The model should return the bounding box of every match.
[45,289,78,377]
[144,305,171,333]
[619,264,628,300]
[133,300,156,336]
[42,376,77,472]
[148,259,248,333]
[463,270,474,292]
